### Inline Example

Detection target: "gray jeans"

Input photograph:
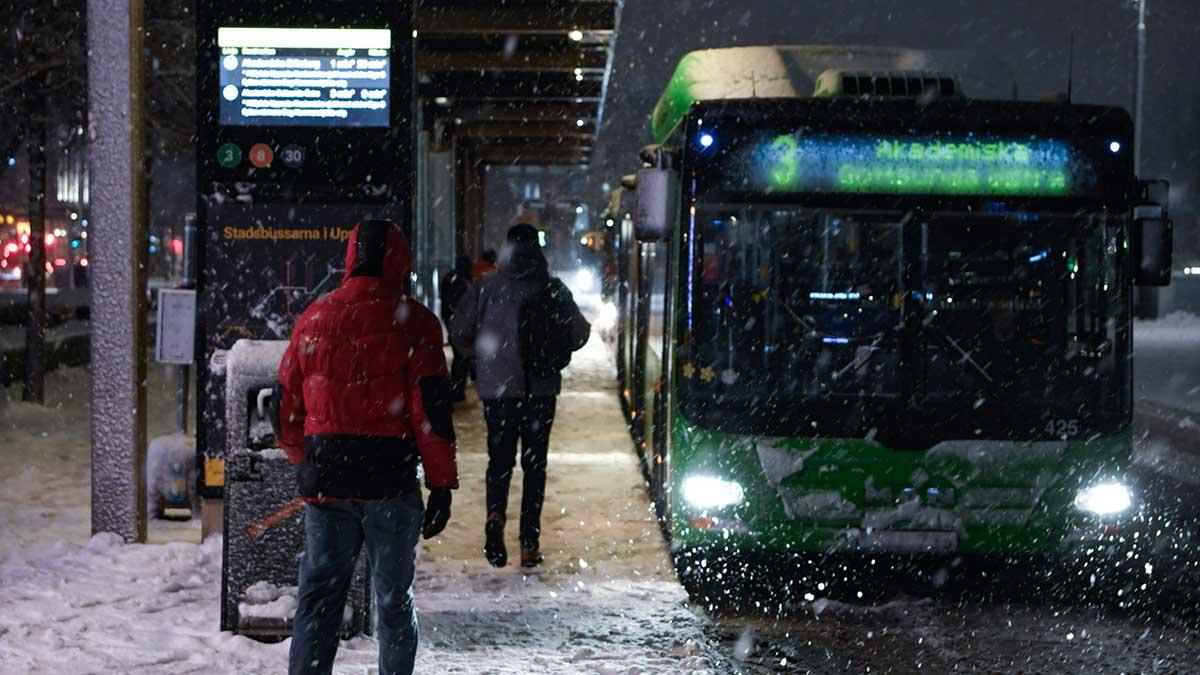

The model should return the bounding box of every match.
[288,492,424,675]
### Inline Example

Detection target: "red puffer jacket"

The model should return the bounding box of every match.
[276,221,458,500]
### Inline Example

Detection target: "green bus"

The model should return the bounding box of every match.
[615,46,1174,598]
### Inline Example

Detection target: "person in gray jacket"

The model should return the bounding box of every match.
[450,223,590,567]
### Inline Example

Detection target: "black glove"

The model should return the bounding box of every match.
[422,488,452,540]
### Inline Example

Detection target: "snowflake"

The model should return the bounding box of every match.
[699,367,715,383]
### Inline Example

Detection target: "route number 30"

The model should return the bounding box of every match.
[1044,419,1080,437]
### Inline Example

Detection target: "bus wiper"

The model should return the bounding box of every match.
[940,332,994,383]
[767,292,816,333]
[833,340,882,380]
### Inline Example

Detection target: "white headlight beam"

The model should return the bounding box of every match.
[682,475,745,510]
[1074,482,1133,516]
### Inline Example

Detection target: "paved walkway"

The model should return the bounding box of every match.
[401,333,716,672]
[0,334,719,673]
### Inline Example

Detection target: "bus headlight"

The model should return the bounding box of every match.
[682,475,745,510]
[1074,482,1133,516]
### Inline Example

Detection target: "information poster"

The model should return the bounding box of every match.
[155,289,197,364]
[197,202,403,495]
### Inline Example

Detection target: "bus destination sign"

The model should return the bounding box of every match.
[738,133,1100,198]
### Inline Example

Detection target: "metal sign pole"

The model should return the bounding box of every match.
[178,215,197,434]
[88,0,148,542]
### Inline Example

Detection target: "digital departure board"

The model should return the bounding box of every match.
[217,27,392,128]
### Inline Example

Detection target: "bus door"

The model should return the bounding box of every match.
[617,213,635,410]
[630,239,649,449]
[638,240,669,460]
[649,228,678,511]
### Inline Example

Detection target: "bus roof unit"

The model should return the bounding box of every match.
[812,70,959,99]
[650,45,1011,143]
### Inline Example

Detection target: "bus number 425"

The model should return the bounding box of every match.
[1044,419,1080,437]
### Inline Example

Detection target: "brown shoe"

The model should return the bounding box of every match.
[520,546,543,568]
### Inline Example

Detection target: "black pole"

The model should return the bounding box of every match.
[23,70,48,405]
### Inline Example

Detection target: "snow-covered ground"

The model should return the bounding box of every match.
[0,360,189,549]
[0,534,713,673]
[1135,311,1200,414]
[0,334,719,673]
[6,313,1200,673]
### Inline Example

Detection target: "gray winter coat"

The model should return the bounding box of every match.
[450,241,590,399]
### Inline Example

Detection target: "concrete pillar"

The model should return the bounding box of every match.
[454,142,486,260]
[428,150,456,271]
[88,0,148,542]
[453,141,471,259]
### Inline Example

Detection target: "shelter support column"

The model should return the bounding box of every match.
[87,0,148,541]
[454,141,486,261]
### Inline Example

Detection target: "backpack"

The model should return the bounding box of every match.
[518,278,575,380]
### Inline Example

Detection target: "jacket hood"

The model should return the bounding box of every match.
[343,220,411,290]
[454,255,473,276]
[498,239,548,280]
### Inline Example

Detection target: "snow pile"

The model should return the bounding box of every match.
[0,534,293,674]
[1134,311,1200,413]
[1133,311,1200,347]
[0,534,716,674]
[238,581,299,621]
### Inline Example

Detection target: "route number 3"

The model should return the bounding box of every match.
[1044,419,1080,437]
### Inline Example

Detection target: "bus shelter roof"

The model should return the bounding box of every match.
[417,1,621,167]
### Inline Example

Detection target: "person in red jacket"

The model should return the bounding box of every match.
[275,220,457,675]
[471,248,497,280]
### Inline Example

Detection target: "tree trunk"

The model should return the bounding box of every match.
[23,70,48,404]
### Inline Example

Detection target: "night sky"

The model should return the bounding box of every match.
[593,0,1199,247]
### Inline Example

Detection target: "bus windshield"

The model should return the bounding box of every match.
[679,205,1130,446]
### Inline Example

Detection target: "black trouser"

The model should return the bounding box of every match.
[449,346,471,399]
[483,396,556,549]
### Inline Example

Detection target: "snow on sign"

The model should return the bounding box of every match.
[155,288,197,364]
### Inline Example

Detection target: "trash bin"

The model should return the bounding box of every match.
[218,339,372,639]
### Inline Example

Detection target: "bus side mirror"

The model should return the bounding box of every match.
[1133,178,1172,287]
[635,168,678,242]
[1132,216,1172,286]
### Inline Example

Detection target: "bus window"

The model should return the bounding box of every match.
[685,208,904,412]
[677,206,1129,442]
[922,214,1126,422]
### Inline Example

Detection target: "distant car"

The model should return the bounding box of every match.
[0,266,22,288]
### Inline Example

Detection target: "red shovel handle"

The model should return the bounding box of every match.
[247,498,305,540]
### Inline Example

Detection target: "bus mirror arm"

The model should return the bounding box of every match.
[639,144,679,170]
[1136,178,1170,212]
